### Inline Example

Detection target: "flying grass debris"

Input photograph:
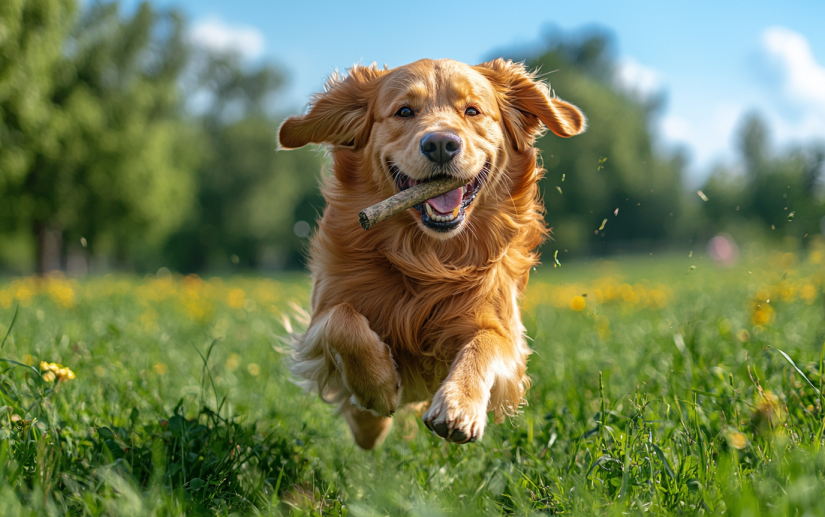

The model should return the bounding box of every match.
[556,186,563,194]
[554,250,561,268]
[788,211,795,221]
[687,265,696,274]
[614,208,619,216]
[561,174,565,182]
[597,157,607,171]
[599,219,607,231]
[697,190,709,202]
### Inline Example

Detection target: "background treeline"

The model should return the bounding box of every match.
[1,1,823,275]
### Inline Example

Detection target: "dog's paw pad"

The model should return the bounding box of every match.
[432,422,449,439]
[450,428,469,443]
[422,389,486,444]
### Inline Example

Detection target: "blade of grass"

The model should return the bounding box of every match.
[768,345,821,395]
[817,339,825,452]
[191,339,221,412]
[1,306,19,349]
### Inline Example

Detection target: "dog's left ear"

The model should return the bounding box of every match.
[279,64,387,150]
[475,58,586,151]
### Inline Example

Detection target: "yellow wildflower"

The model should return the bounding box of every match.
[153,363,168,375]
[46,276,76,308]
[752,391,785,433]
[40,361,76,381]
[226,353,241,371]
[752,304,774,326]
[10,279,34,306]
[570,296,586,311]
[800,285,817,304]
[247,363,260,376]
[620,284,637,304]
[726,430,748,450]
[227,288,245,309]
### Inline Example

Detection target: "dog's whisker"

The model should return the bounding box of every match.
[500,167,520,219]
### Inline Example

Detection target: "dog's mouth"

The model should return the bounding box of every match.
[391,162,489,232]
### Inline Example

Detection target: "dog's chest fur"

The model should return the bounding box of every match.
[308,224,530,403]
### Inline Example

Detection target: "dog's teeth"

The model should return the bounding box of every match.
[425,202,461,223]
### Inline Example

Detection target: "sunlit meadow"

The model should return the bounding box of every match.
[2,243,825,515]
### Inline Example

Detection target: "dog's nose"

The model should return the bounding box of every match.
[420,132,461,164]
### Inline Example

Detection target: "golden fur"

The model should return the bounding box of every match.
[278,58,585,448]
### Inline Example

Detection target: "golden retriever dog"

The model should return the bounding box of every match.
[278,58,585,449]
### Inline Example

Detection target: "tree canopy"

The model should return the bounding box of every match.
[699,113,825,243]
[1,11,822,275]
[1,1,198,272]
[518,29,686,255]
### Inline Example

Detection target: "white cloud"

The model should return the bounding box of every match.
[762,26,825,115]
[660,103,742,175]
[189,16,265,60]
[661,114,692,142]
[656,27,825,183]
[615,57,663,97]
[758,27,825,149]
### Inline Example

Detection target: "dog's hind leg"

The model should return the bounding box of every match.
[323,303,400,417]
[292,302,400,448]
[340,397,394,450]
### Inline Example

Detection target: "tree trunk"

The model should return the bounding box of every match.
[34,221,63,275]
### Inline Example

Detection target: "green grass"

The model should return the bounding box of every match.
[2,247,825,516]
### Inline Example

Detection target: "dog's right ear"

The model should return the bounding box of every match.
[278,64,387,150]
[475,58,586,152]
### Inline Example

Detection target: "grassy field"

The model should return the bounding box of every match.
[2,245,825,516]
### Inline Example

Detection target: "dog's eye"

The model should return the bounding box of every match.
[395,107,414,118]
[465,107,480,117]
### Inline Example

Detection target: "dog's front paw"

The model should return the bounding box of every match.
[422,385,488,444]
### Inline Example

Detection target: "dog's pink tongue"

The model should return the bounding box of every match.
[426,187,463,213]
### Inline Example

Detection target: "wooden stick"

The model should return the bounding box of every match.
[359,177,467,230]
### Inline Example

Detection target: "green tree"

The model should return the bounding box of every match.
[0,0,77,271]
[700,113,825,243]
[514,29,686,254]
[0,1,198,273]
[161,50,325,272]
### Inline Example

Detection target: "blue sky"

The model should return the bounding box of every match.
[125,0,825,183]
